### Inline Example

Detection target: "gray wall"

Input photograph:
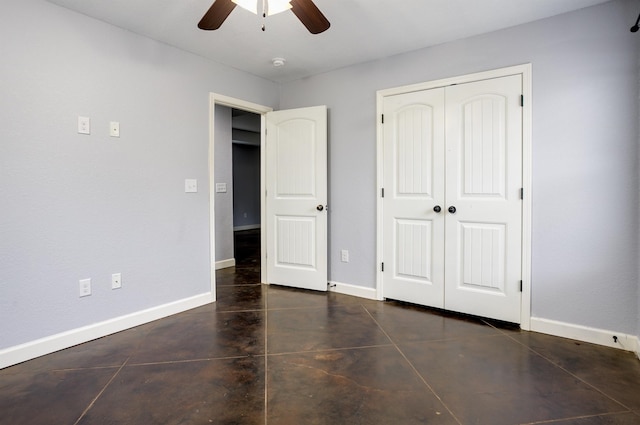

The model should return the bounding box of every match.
[214,105,234,262]
[232,143,261,228]
[2,0,639,356]
[279,0,640,335]
[0,0,278,349]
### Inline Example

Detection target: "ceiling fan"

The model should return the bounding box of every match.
[198,0,330,34]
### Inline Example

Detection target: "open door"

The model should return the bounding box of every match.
[265,106,328,291]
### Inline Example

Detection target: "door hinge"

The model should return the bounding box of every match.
[381,262,384,272]
[381,114,384,124]
[520,188,524,200]
[520,280,523,292]
[381,188,385,198]
[520,95,524,107]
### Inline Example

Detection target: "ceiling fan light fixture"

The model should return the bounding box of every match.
[266,0,292,16]
[231,0,292,16]
[199,0,330,34]
[231,0,258,14]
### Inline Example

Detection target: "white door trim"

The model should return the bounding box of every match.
[208,93,273,298]
[375,64,532,330]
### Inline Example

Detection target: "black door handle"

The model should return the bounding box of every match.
[317,205,324,211]
[448,206,457,214]
[433,205,442,213]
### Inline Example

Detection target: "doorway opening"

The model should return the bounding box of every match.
[231,108,261,272]
[208,93,272,299]
[209,94,328,297]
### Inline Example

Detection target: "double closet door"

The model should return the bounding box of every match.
[382,75,523,323]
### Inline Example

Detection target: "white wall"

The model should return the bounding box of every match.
[0,0,278,351]
[279,0,640,335]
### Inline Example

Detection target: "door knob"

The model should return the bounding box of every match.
[317,205,324,211]
[433,205,442,213]
[448,206,457,214]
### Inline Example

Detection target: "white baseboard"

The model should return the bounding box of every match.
[530,317,639,353]
[215,258,236,270]
[328,281,379,300]
[233,224,260,231]
[0,292,214,370]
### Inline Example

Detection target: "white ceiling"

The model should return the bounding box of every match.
[47,0,610,83]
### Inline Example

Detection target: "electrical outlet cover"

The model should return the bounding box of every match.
[341,249,350,262]
[112,273,122,289]
[79,278,91,297]
[110,121,120,137]
[78,116,91,135]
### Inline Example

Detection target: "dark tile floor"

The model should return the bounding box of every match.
[2,230,640,424]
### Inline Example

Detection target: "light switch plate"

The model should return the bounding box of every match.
[185,179,198,193]
[215,183,227,193]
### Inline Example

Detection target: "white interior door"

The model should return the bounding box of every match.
[382,89,446,307]
[265,106,328,291]
[382,74,523,323]
[444,75,522,323]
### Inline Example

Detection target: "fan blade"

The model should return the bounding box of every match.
[290,0,330,34]
[198,0,236,30]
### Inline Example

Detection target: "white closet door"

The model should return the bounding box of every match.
[381,74,524,324]
[382,89,446,308]
[444,75,523,323]
[266,106,328,291]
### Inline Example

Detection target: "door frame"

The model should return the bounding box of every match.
[208,93,273,299]
[375,64,533,330]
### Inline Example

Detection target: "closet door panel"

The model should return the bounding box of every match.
[382,89,445,308]
[444,75,523,323]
